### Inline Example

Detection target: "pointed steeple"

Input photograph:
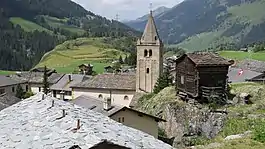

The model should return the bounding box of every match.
[140,11,161,44]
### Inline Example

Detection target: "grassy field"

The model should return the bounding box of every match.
[0,70,16,75]
[10,17,52,33]
[219,51,265,61]
[42,16,86,35]
[36,38,127,74]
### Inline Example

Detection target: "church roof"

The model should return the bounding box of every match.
[0,93,173,149]
[71,73,136,91]
[140,11,161,44]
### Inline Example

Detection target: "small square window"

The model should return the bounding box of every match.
[122,117,125,122]
[118,118,121,122]
[12,87,15,92]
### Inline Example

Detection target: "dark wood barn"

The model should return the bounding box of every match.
[175,53,232,102]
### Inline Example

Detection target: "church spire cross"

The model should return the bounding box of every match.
[149,3,153,13]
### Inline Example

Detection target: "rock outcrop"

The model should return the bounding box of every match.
[135,87,228,148]
[161,102,227,148]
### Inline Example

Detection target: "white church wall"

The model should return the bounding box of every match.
[72,88,135,107]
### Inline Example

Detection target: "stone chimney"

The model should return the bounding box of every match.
[103,97,112,110]
[68,74,72,82]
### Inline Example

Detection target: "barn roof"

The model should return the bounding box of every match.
[177,53,231,66]
[71,73,136,91]
[0,93,173,149]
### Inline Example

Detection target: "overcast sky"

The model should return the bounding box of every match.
[72,0,184,21]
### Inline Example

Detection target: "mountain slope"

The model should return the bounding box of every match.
[0,0,139,71]
[125,6,170,31]
[36,38,129,73]
[126,0,265,51]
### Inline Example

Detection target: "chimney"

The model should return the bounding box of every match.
[103,97,112,110]
[68,74,72,82]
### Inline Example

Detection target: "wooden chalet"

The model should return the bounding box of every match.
[175,53,232,102]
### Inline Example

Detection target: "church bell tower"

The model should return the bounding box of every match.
[136,11,163,93]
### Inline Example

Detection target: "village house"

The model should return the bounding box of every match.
[70,74,136,107]
[175,53,232,102]
[78,64,93,75]
[0,75,27,96]
[9,71,64,94]
[71,95,166,138]
[50,74,91,100]
[0,93,173,149]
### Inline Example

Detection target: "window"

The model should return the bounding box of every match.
[98,94,103,99]
[118,117,125,123]
[65,91,72,96]
[39,87,41,92]
[12,87,15,92]
[155,36,157,40]
[124,95,129,100]
[181,76,185,84]
[149,49,152,57]
[146,68,150,74]
[0,88,5,94]
[144,49,148,57]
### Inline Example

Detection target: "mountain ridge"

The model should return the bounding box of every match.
[126,0,265,51]
[0,0,139,71]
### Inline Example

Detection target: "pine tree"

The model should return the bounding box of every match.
[16,84,24,99]
[43,66,49,95]
[119,55,124,64]
[153,66,173,94]
[124,55,129,64]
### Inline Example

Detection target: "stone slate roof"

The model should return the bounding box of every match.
[129,93,145,108]
[9,72,64,84]
[71,95,123,116]
[0,94,21,111]
[0,93,173,149]
[235,59,265,73]
[177,53,232,66]
[50,74,92,91]
[72,95,165,122]
[72,74,136,91]
[0,75,24,87]
[228,67,263,83]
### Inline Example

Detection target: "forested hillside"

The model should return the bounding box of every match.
[0,0,139,71]
[126,0,265,51]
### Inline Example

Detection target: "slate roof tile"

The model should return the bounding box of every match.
[72,73,136,90]
[176,53,231,66]
[0,93,173,149]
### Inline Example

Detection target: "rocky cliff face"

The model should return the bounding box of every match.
[136,87,228,148]
[162,102,227,148]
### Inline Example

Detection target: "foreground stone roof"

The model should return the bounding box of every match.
[72,73,136,91]
[0,93,173,149]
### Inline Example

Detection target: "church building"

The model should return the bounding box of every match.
[70,11,163,107]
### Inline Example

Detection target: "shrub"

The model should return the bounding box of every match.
[24,91,34,99]
[253,120,265,143]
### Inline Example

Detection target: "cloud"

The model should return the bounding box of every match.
[72,0,184,20]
